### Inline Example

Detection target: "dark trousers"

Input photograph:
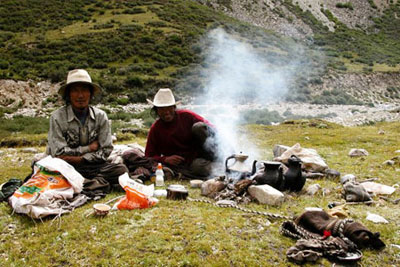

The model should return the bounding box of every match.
[75,162,128,185]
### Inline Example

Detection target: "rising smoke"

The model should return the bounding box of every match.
[185,28,309,170]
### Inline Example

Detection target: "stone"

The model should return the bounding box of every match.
[304,172,325,179]
[341,174,356,184]
[325,169,340,179]
[248,185,284,206]
[343,182,372,202]
[395,150,400,154]
[383,160,395,166]
[201,179,226,197]
[190,179,204,188]
[32,153,46,163]
[322,188,331,196]
[0,150,4,156]
[366,212,389,224]
[361,182,396,195]
[306,184,321,195]
[272,144,290,158]
[21,148,38,154]
[348,148,369,157]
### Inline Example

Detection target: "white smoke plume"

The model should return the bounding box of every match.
[185,28,307,172]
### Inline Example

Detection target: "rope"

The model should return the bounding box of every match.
[280,219,359,258]
[280,221,322,240]
[187,197,292,220]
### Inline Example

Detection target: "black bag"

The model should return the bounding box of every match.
[0,178,23,202]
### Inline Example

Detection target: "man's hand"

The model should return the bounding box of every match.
[57,155,84,165]
[89,140,99,152]
[164,155,185,166]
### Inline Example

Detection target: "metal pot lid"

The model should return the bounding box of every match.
[168,184,186,190]
[234,154,249,161]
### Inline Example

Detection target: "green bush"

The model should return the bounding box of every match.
[116,98,130,105]
[92,23,114,30]
[102,79,125,93]
[336,3,354,10]
[0,60,9,69]
[125,76,144,88]
[240,109,283,125]
[123,7,145,14]
[0,116,49,139]
[146,21,167,27]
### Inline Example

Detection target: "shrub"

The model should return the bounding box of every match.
[146,21,167,27]
[123,8,145,14]
[116,98,130,105]
[0,60,9,69]
[92,23,114,30]
[47,69,67,83]
[103,79,124,93]
[240,109,283,125]
[125,76,144,88]
[167,34,183,44]
[92,62,108,69]
[336,3,354,10]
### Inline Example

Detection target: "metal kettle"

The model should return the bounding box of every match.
[251,160,284,190]
[225,153,251,173]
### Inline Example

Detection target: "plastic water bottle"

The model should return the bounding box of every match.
[155,163,165,187]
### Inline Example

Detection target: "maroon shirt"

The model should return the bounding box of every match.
[145,109,210,165]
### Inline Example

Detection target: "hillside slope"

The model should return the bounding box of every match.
[0,0,400,111]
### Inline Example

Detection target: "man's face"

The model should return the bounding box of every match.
[69,84,91,110]
[157,106,175,122]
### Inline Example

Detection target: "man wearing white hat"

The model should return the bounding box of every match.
[47,69,128,194]
[145,88,217,178]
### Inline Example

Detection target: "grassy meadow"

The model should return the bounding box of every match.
[0,120,399,266]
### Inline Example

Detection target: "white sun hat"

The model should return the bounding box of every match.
[147,88,181,107]
[58,69,102,97]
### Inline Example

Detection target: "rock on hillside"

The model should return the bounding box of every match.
[201,0,314,40]
[311,70,400,104]
[0,80,59,109]
[200,0,397,39]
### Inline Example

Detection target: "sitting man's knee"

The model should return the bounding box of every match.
[115,163,129,176]
[190,158,212,178]
[192,122,209,142]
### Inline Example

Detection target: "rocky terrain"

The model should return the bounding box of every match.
[1,76,399,127]
[184,102,400,126]
[201,0,398,39]
[309,70,400,104]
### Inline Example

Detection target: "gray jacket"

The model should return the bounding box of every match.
[47,105,113,163]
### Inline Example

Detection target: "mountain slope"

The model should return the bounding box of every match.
[0,0,400,110]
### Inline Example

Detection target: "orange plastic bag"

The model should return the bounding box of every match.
[114,173,158,210]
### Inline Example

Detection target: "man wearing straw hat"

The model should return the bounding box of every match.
[145,88,218,179]
[47,69,128,194]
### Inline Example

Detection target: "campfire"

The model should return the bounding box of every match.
[202,152,304,205]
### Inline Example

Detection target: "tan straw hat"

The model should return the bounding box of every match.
[58,69,102,97]
[147,88,180,107]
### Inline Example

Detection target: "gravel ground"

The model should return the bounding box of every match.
[182,102,400,126]
[4,102,400,127]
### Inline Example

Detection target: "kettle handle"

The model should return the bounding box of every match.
[251,160,258,175]
[225,155,236,173]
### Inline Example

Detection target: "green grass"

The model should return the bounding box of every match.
[1,120,399,265]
